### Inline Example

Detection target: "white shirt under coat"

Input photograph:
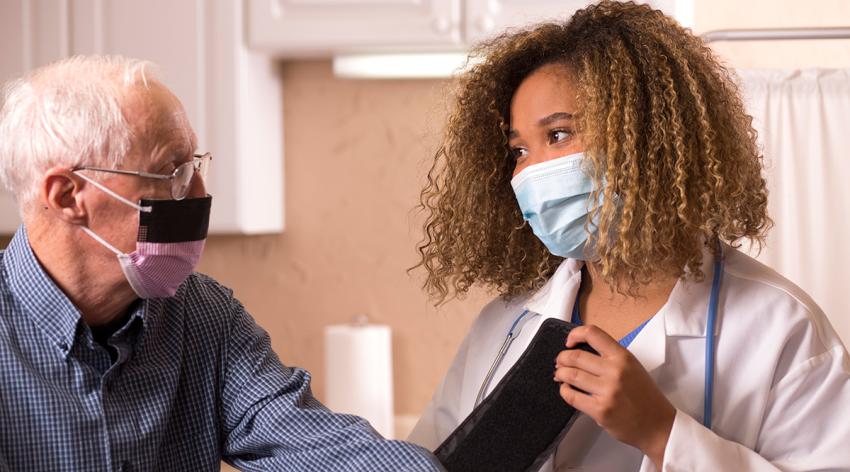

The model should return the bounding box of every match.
[409,247,850,471]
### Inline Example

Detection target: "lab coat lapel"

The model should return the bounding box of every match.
[624,272,716,375]
[633,248,722,472]
[630,244,721,374]
[662,244,721,338]
[627,307,667,374]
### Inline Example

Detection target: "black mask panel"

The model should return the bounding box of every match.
[137,195,211,243]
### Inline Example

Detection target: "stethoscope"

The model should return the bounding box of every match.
[475,246,725,430]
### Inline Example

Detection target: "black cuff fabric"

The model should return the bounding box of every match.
[435,318,597,472]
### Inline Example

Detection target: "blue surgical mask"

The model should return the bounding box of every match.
[510,152,600,260]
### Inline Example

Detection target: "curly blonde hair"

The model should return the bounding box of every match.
[416,1,771,304]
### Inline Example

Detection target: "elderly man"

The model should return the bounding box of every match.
[0,56,441,471]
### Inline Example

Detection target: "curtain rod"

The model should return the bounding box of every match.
[703,27,850,43]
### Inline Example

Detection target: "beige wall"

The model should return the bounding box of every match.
[196,61,490,417]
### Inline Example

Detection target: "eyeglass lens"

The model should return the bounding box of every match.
[171,155,210,200]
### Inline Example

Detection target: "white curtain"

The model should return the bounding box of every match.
[739,69,850,346]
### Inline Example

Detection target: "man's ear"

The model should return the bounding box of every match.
[41,167,88,225]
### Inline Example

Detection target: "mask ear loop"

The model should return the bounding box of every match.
[80,226,124,256]
[80,224,150,299]
[74,171,153,213]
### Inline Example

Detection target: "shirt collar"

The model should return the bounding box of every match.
[3,225,153,357]
[3,226,83,356]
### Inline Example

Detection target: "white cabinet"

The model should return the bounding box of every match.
[0,0,284,235]
[465,0,685,44]
[0,0,72,234]
[248,0,691,56]
[247,0,463,56]
[465,0,592,44]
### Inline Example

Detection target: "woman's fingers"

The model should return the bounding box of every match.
[559,381,597,414]
[566,324,625,358]
[554,366,604,394]
[555,347,606,376]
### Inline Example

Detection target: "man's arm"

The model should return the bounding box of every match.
[219,297,442,471]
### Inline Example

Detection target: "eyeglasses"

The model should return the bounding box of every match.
[73,152,212,200]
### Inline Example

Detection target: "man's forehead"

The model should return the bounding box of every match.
[123,83,197,154]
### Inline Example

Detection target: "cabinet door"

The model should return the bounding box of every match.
[0,0,284,235]
[0,0,71,233]
[71,0,284,234]
[465,0,688,45]
[248,0,463,56]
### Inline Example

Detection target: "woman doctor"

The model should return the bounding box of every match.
[409,2,850,471]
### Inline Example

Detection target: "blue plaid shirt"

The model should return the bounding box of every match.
[0,227,442,471]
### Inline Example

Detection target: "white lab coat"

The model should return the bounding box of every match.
[409,246,850,471]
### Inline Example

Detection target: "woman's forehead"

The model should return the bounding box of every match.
[510,65,578,127]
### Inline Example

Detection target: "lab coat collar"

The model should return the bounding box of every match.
[523,258,583,321]
[660,243,721,338]
[521,244,720,373]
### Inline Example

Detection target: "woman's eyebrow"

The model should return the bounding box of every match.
[538,112,574,127]
[509,112,575,139]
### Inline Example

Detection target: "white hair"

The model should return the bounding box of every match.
[0,55,159,211]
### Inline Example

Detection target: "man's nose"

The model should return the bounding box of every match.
[187,169,207,199]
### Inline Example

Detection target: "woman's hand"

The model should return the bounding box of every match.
[554,325,676,468]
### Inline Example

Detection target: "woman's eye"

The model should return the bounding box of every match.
[510,147,528,160]
[549,129,572,144]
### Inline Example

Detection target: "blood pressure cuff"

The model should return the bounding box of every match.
[434,318,597,472]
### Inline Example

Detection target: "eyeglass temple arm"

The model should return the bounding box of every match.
[76,153,209,177]
[74,166,171,180]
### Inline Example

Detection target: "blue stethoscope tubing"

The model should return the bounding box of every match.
[477,244,724,430]
[704,243,724,429]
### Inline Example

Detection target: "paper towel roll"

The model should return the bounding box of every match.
[324,322,395,439]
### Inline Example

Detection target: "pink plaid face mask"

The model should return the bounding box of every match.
[78,175,211,299]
